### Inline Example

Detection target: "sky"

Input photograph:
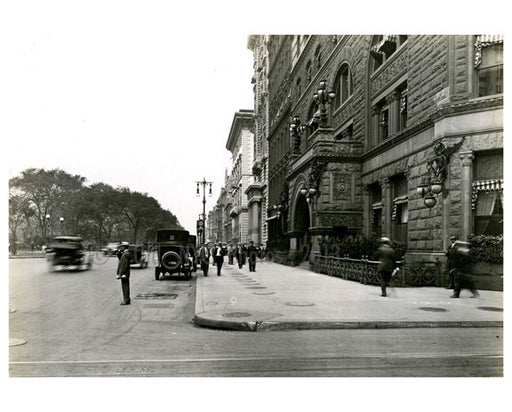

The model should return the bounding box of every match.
[3,2,257,235]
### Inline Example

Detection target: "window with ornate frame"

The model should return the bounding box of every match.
[370,35,408,73]
[333,63,353,110]
[474,35,503,97]
[391,174,408,244]
[472,150,503,236]
[370,183,383,238]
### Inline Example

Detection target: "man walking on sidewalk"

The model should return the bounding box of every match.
[212,243,226,276]
[375,237,397,297]
[247,241,258,272]
[198,243,210,277]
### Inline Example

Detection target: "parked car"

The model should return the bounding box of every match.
[102,242,121,256]
[128,244,149,268]
[154,229,192,280]
[46,236,92,272]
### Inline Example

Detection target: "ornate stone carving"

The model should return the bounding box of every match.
[332,172,353,202]
[370,47,408,97]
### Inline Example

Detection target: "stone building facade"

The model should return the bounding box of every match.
[261,35,503,265]
[247,35,270,246]
[225,109,255,244]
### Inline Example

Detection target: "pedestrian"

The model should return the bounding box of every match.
[450,241,479,298]
[228,244,234,265]
[212,243,226,276]
[236,243,247,269]
[116,243,131,305]
[445,235,458,289]
[198,243,210,277]
[247,241,258,272]
[375,236,397,297]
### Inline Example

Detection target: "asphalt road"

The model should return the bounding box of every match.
[9,254,503,377]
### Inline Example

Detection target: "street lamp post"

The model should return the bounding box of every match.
[196,178,212,245]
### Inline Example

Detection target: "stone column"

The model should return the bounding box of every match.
[362,185,370,237]
[386,92,401,135]
[371,106,380,146]
[380,177,392,238]
[459,151,474,240]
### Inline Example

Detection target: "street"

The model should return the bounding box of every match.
[9,255,503,377]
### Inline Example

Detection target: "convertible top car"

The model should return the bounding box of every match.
[47,236,93,272]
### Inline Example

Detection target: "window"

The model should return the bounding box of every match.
[391,174,408,244]
[370,35,408,73]
[333,63,353,110]
[399,88,408,130]
[379,105,389,140]
[474,35,503,97]
[370,184,382,238]
[472,150,503,236]
[314,45,322,68]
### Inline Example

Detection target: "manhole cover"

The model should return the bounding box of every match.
[477,306,503,312]
[246,286,267,289]
[253,291,275,295]
[9,338,27,347]
[419,307,448,312]
[143,303,174,309]
[286,302,314,307]
[135,293,177,300]
[223,312,252,318]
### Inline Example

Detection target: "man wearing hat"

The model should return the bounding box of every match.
[116,243,131,305]
[375,236,397,297]
[445,236,458,289]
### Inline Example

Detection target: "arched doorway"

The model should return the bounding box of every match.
[294,193,311,261]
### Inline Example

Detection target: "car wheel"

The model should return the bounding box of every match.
[161,251,181,271]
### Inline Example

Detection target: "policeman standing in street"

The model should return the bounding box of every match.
[116,243,131,305]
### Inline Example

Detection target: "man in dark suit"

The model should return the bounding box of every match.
[247,241,258,272]
[375,237,397,297]
[212,243,226,276]
[116,244,131,305]
[198,243,210,277]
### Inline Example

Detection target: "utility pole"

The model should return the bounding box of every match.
[196,178,212,245]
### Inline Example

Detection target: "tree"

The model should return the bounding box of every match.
[9,168,86,242]
[8,194,33,255]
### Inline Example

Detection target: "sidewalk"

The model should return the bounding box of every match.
[194,260,503,331]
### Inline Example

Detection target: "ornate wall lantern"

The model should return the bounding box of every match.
[312,80,335,127]
[416,140,463,208]
[289,115,307,153]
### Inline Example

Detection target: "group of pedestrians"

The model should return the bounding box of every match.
[375,235,478,299]
[197,241,263,277]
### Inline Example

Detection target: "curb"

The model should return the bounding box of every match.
[9,255,46,259]
[193,314,503,332]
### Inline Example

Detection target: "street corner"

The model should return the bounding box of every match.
[194,308,282,331]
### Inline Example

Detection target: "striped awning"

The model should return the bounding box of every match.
[474,35,504,67]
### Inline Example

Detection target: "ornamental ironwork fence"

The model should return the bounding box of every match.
[313,254,441,287]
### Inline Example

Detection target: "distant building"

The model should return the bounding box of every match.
[225,109,255,244]
[247,35,270,247]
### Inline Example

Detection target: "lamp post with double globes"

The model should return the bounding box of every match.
[196,178,212,245]
[313,80,336,128]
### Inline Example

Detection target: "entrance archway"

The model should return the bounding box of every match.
[294,194,311,260]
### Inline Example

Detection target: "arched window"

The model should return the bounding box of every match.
[333,63,353,110]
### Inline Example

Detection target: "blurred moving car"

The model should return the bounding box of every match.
[154,229,192,280]
[46,236,93,272]
[102,242,121,256]
[128,244,149,268]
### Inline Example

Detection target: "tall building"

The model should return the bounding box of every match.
[225,109,255,244]
[247,35,270,246]
[260,35,503,265]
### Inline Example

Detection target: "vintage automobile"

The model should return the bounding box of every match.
[102,242,121,256]
[128,244,149,268]
[46,236,93,272]
[155,229,193,280]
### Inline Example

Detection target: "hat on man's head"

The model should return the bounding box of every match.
[379,236,392,245]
